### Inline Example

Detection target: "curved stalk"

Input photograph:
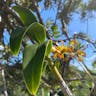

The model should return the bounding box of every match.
[47,57,74,96]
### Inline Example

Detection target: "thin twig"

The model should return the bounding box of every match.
[75,59,95,96]
[31,0,52,40]
[76,59,96,96]
[61,19,70,41]
[78,60,96,96]
[1,68,8,96]
[77,60,95,82]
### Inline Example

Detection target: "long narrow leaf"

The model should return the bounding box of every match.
[10,27,25,55]
[10,22,46,55]
[13,5,37,26]
[26,22,46,43]
[23,41,51,95]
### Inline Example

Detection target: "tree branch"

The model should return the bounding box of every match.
[61,19,70,41]
[0,66,8,96]
[47,57,74,96]
[77,60,96,96]
[31,0,52,40]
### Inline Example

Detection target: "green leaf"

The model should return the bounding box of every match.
[92,60,96,68]
[10,27,25,55]
[26,22,46,43]
[10,22,46,55]
[45,40,52,56]
[13,5,37,26]
[51,25,58,31]
[23,41,50,95]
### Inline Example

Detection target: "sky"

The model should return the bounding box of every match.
[2,0,96,69]
[39,0,96,70]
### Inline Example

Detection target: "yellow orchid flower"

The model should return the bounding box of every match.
[52,45,72,59]
[76,50,86,56]
[52,40,86,62]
